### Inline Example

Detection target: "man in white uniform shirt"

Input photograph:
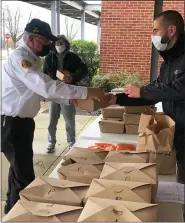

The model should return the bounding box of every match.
[1,18,107,214]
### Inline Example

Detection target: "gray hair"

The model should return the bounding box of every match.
[23,31,30,41]
[23,31,40,42]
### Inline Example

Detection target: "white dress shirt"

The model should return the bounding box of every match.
[2,42,88,118]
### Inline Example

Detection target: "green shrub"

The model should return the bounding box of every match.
[40,41,99,84]
[70,40,99,82]
[91,75,116,92]
[92,71,144,92]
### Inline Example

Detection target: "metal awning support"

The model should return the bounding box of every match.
[21,1,101,25]
[56,1,60,35]
[149,0,163,83]
[51,0,60,35]
[81,10,85,40]
[61,0,100,20]
[97,17,101,52]
[84,4,101,11]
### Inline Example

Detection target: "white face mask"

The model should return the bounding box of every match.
[152,35,168,51]
[152,27,170,52]
[55,45,66,54]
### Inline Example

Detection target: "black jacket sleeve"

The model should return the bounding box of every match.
[66,52,88,84]
[43,53,57,80]
[140,69,185,101]
[43,54,51,74]
[116,93,155,106]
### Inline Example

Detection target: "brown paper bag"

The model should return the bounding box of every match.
[64,148,108,161]
[62,157,104,171]
[57,163,101,184]
[84,179,152,204]
[137,113,175,153]
[20,177,89,206]
[104,151,150,163]
[101,106,125,119]
[99,119,125,134]
[100,162,157,201]
[77,197,158,222]
[123,114,141,125]
[125,125,139,135]
[3,200,83,222]
[149,151,176,175]
[136,113,176,175]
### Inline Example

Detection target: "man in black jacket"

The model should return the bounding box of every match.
[111,10,185,184]
[43,35,88,152]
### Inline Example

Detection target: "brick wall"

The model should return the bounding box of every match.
[100,1,184,82]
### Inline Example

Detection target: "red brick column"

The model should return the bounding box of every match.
[100,1,184,82]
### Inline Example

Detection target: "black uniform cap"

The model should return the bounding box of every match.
[25,18,57,41]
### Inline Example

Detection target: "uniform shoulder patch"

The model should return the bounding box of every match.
[20,59,32,70]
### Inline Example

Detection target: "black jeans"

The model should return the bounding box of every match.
[1,116,35,213]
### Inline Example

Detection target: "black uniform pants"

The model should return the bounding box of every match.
[1,115,35,213]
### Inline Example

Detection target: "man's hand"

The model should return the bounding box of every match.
[123,84,141,98]
[63,74,72,83]
[61,70,73,83]
[69,99,77,105]
[61,70,70,75]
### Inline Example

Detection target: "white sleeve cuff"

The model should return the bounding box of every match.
[80,87,88,99]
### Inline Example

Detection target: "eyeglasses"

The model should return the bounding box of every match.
[35,36,51,46]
